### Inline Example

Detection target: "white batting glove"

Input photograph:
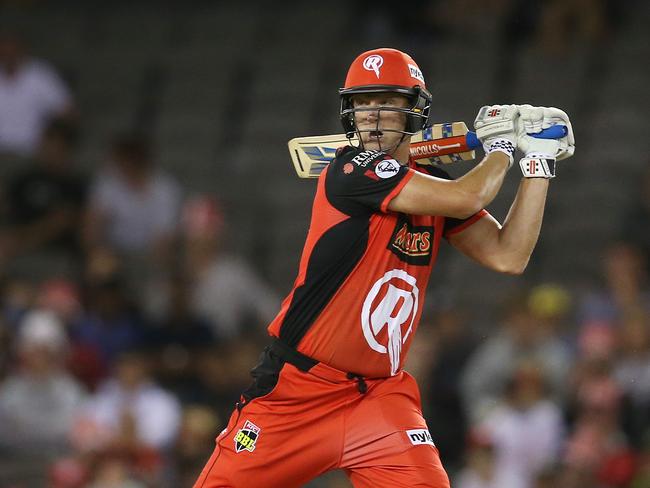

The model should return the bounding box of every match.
[541,106,575,161]
[474,104,518,168]
[516,105,575,159]
[517,104,572,178]
[517,105,560,158]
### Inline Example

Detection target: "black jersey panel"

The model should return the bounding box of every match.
[279,216,369,348]
[326,147,410,215]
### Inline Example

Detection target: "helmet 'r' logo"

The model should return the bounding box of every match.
[361,270,419,375]
[363,55,384,79]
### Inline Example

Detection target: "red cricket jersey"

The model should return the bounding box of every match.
[268,147,487,378]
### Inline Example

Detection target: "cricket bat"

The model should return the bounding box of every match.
[288,123,567,179]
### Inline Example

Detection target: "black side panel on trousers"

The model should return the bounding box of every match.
[240,346,285,408]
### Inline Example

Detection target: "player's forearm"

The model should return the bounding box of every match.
[388,151,510,218]
[455,151,510,215]
[496,178,549,273]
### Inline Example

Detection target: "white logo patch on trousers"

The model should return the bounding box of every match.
[406,429,435,447]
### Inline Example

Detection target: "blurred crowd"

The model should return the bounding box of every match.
[0,0,648,487]
[353,0,621,50]
[0,30,280,487]
[417,256,650,488]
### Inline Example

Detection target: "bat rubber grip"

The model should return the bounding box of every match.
[465,125,568,149]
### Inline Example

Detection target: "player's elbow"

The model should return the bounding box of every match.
[485,249,531,275]
[447,181,492,219]
[451,194,484,220]
[492,258,528,275]
[504,263,527,275]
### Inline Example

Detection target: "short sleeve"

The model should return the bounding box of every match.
[444,209,489,238]
[325,147,413,216]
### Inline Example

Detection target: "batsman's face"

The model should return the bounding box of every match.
[352,93,410,152]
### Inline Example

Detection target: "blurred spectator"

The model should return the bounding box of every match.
[189,336,264,423]
[471,361,564,488]
[71,348,181,484]
[577,319,617,363]
[578,243,649,325]
[83,132,181,266]
[631,433,650,488]
[0,310,86,480]
[620,165,650,276]
[455,430,498,488]
[0,315,9,379]
[421,308,479,472]
[85,455,147,488]
[143,273,216,402]
[48,455,88,488]
[171,404,221,487]
[37,277,83,324]
[84,245,123,286]
[563,356,637,488]
[73,348,181,451]
[180,195,278,339]
[69,272,146,385]
[0,117,86,278]
[0,275,36,331]
[613,313,650,449]
[531,467,560,488]
[500,0,618,54]
[537,0,613,54]
[461,286,573,421]
[526,283,572,333]
[352,0,444,43]
[0,30,75,156]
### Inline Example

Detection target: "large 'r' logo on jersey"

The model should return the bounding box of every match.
[361,270,419,375]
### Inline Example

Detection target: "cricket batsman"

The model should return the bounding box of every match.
[194,47,575,487]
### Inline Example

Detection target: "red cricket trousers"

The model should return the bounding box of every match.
[194,342,450,487]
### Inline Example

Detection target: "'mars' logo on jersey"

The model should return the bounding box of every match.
[387,216,434,265]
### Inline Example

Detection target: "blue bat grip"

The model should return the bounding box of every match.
[535,125,568,139]
[465,125,567,149]
[466,132,480,149]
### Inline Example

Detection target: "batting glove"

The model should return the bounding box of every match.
[474,104,518,168]
[516,105,573,178]
[542,106,575,161]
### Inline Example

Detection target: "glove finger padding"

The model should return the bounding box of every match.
[516,104,575,178]
[474,104,519,143]
[542,107,575,161]
[519,105,544,134]
[516,115,561,159]
[474,104,519,167]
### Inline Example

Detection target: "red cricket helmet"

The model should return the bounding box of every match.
[339,48,433,138]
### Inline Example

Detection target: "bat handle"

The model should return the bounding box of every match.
[465,125,568,149]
